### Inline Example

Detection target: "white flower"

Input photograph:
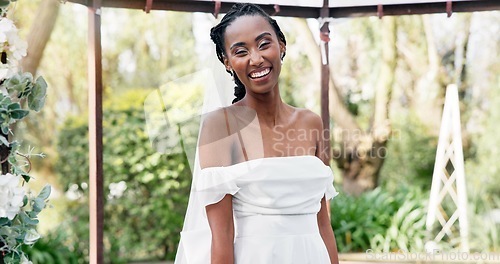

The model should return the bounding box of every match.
[0,17,27,79]
[0,61,17,80]
[0,173,25,220]
[20,254,33,264]
[0,64,10,80]
[0,18,16,43]
[7,31,27,60]
[108,181,127,199]
[23,228,40,245]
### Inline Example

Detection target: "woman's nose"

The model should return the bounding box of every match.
[249,51,264,66]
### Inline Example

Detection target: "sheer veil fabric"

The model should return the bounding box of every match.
[144,35,239,262]
[170,47,257,263]
[173,71,267,263]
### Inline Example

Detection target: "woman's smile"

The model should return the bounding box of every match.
[249,67,271,79]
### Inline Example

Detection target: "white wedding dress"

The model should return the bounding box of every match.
[175,155,338,264]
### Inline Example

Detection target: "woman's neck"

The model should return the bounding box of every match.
[238,86,287,128]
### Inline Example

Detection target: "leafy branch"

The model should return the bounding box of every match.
[0,2,50,262]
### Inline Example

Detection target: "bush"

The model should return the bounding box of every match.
[467,198,500,252]
[55,89,192,262]
[379,115,437,191]
[331,186,428,253]
[23,225,83,264]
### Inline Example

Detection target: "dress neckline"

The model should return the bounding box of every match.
[200,155,327,171]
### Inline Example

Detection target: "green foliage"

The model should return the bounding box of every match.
[56,89,192,262]
[102,10,196,90]
[0,11,49,261]
[379,114,437,191]
[0,72,47,137]
[1,185,51,263]
[465,82,500,251]
[466,84,500,207]
[370,195,427,252]
[467,198,500,252]
[22,226,81,264]
[278,37,307,107]
[0,0,15,15]
[331,186,428,253]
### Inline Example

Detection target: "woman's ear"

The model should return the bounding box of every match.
[279,42,286,59]
[223,56,232,72]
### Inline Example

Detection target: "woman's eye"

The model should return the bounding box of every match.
[259,42,270,49]
[235,49,247,56]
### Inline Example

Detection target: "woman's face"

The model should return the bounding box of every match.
[223,15,285,97]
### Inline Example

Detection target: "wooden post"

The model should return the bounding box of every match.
[88,0,104,263]
[320,0,330,164]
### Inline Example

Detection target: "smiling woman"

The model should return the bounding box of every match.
[209,3,287,104]
[222,15,284,98]
[174,3,339,264]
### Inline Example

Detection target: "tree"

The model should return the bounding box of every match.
[20,0,60,76]
[298,17,397,195]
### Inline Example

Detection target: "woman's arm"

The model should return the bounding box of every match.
[199,109,236,263]
[318,197,340,264]
[306,110,339,264]
[206,194,235,264]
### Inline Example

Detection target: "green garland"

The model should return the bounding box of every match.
[0,1,51,263]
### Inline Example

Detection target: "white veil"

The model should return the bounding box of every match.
[144,22,242,262]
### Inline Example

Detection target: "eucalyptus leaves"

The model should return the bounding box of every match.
[0,1,17,17]
[0,3,50,263]
[0,72,47,136]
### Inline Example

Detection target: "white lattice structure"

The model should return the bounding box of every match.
[426,84,469,252]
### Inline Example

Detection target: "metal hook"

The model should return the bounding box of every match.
[272,5,280,16]
[213,1,221,19]
[446,1,453,17]
[319,19,330,43]
[144,0,153,13]
[377,4,384,19]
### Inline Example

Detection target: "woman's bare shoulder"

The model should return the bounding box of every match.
[199,107,229,144]
[201,107,227,127]
[290,106,323,130]
[199,107,233,168]
[201,105,257,135]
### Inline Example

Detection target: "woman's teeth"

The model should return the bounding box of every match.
[250,68,270,79]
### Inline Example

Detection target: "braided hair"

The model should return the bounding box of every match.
[210,3,287,104]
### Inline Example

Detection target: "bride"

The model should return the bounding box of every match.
[175,3,339,264]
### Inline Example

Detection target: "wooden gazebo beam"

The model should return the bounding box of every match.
[69,0,499,18]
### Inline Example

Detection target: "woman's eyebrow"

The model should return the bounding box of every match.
[230,32,272,50]
[255,32,272,42]
[230,42,245,50]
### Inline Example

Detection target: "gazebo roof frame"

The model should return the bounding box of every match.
[65,1,500,263]
[70,0,499,17]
